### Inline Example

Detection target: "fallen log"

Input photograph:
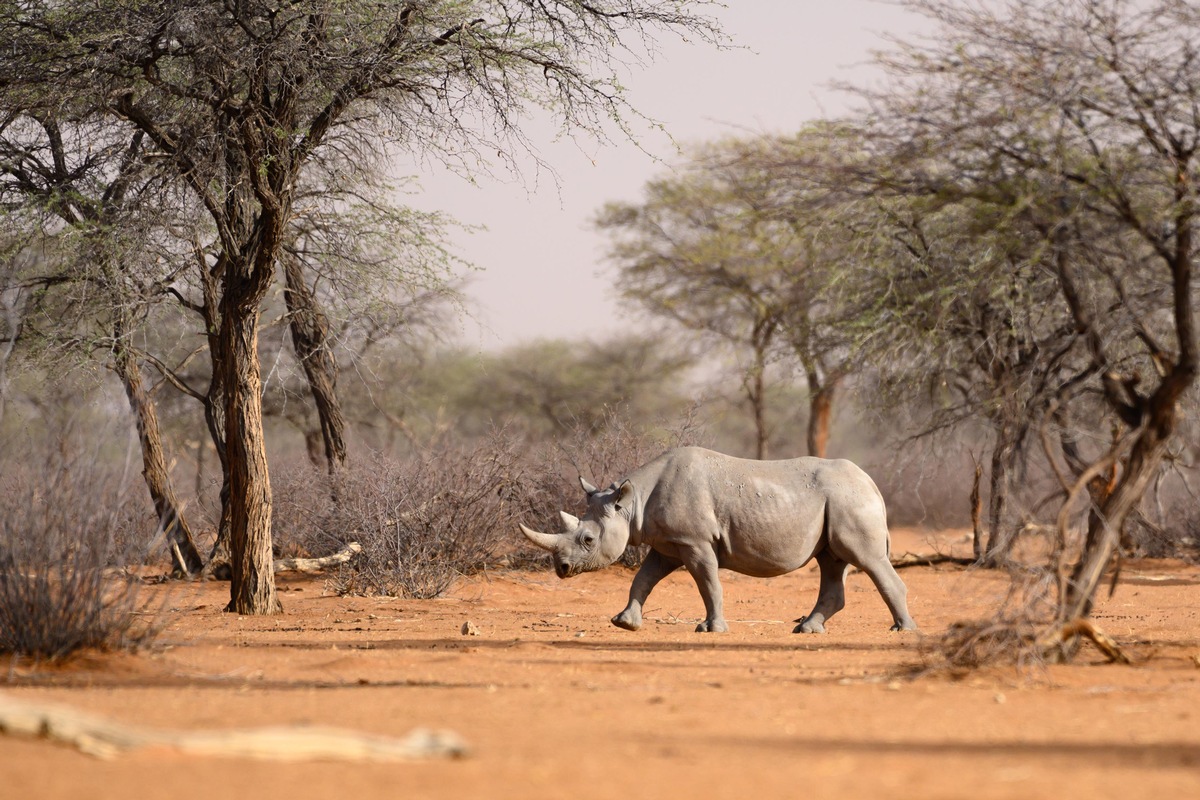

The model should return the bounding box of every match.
[890,552,977,570]
[0,692,467,761]
[274,542,362,574]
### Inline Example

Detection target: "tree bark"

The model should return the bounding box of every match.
[199,260,234,580]
[748,361,768,460]
[981,423,1017,566]
[112,315,205,577]
[805,374,838,458]
[282,255,346,474]
[219,273,280,615]
[1063,423,1171,622]
[969,459,984,560]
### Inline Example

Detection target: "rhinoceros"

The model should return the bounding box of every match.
[519,446,915,634]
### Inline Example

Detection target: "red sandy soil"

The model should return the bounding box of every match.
[2,528,1199,800]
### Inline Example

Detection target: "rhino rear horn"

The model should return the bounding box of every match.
[558,511,580,530]
[579,476,599,495]
[519,523,561,551]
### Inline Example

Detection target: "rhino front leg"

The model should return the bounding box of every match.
[612,549,682,631]
[680,546,728,633]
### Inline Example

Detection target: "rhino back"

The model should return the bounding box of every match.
[636,448,885,577]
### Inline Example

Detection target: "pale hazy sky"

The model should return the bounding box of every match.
[405,1,928,349]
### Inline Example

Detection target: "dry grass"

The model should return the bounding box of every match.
[0,455,157,662]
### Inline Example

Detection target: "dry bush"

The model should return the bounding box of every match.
[0,455,157,662]
[921,564,1060,671]
[273,430,532,598]
[269,409,708,596]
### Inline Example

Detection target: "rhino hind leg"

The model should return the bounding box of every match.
[612,549,681,631]
[855,555,917,631]
[827,516,917,632]
[794,548,848,634]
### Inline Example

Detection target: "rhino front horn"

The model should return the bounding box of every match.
[519,524,560,551]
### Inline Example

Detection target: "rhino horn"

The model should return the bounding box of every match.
[558,511,580,530]
[579,476,599,495]
[519,523,561,551]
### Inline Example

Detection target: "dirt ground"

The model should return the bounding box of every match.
[2,527,1199,800]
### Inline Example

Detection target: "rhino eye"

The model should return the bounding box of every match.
[581,534,596,549]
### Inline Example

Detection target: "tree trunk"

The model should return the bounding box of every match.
[969,459,984,560]
[200,272,234,581]
[282,255,346,474]
[202,387,233,580]
[1063,425,1171,622]
[981,426,1016,566]
[219,276,280,615]
[0,287,26,428]
[749,364,768,460]
[805,375,838,458]
[112,317,205,577]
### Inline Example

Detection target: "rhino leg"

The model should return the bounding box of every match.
[680,545,728,633]
[836,545,917,632]
[859,557,917,631]
[612,549,681,631]
[794,548,848,634]
[826,512,918,632]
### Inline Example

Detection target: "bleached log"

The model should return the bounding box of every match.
[274,542,362,574]
[0,693,467,761]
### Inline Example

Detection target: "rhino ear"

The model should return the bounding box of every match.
[614,480,643,532]
[558,511,580,530]
[579,476,599,495]
[613,480,635,510]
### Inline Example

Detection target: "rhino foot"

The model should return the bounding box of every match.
[890,620,918,632]
[695,619,729,633]
[611,611,641,631]
[793,616,826,634]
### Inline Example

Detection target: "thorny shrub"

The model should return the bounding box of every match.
[921,563,1061,671]
[271,410,707,597]
[0,456,158,662]
[274,429,533,598]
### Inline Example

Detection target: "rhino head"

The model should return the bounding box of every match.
[519,477,640,579]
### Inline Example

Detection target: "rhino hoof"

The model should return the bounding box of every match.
[794,617,826,634]
[695,620,729,633]
[611,614,641,631]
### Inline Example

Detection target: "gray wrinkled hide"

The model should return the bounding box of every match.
[519,447,916,634]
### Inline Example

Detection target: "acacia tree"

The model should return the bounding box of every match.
[596,146,789,458]
[0,115,206,575]
[467,335,695,437]
[869,0,1200,650]
[716,126,873,458]
[275,167,462,472]
[1,0,721,613]
[597,133,861,459]
[259,179,462,468]
[856,189,1086,564]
